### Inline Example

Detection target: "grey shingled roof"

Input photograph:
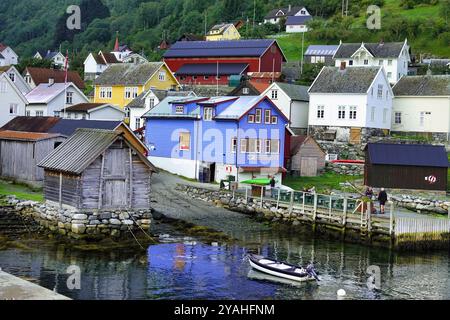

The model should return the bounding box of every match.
[38,128,156,174]
[393,75,450,96]
[309,66,381,94]
[275,82,309,101]
[127,90,195,108]
[334,42,405,59]
[265,6,305,19]
[94,62,164,86]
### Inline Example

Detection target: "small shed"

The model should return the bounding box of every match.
[364,143,449,191]
[290,135,326,177]
[0,131,65,183]
[38,128,157,210]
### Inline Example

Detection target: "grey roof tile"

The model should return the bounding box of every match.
[393,75,450,96]
[94,62,164,86]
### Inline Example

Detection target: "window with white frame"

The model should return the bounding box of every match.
[204,107,213,121]
[264,110,271,124]
[364,59,369,65]
[255,109,262,123]
[377,84,383,99]
[26,110,31,116]
[371,107,375,122]
[271,90,278,100]
[125,87,138,99]
[265,139,271,154]
[135,117,141,129]
[8,73,15,82]
[388,60,392,66]
[179,132,191,151]
[419,111,425,126]
[36,111,44,117]
[255,139,261,154]
[159,71,166,81]
[387,72,392,79]
[317,105,324,119]
[379,60,383,66]
[9,103,18,114]
[394,112,402,124]
[175,105,184,114]
[66,92,73,104]
[243,87,249,95]
[248,114,255,123]
[231,138,237,153]
[240,139,248,153]
[338,106,346,119]
[100,87,112,99]
[149,98,155,108]
[349,106,357,119]
[271,116,278,124]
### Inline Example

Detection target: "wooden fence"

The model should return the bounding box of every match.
[395,217,450,235]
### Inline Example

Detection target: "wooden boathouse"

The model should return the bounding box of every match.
[364,143,449,191]
[38,128,157,210]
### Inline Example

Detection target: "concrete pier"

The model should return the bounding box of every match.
[0,270,70,300]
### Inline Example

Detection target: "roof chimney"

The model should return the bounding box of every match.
[379,38,384,46]
[48,77,54,86]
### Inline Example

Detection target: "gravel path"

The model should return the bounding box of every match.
[151,172,270,236]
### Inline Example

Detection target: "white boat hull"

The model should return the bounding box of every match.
[249,259,315,282]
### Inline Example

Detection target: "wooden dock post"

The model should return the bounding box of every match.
[367,205,372,234]
[276,188,281,210]
[260,186,264,209]
[328,195,332,221]
[302,192,306,214]
[312,193,318,222]
[289,191,294,215]
[342,198,348,226]
[389,201,394,236]
[245,187,248,204]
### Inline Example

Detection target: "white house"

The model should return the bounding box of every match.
[25,81,89,117]
[262,82,309,132]
[264,5,310,25]
[0,43,19,66]
[122,53,149,65]
[0,66,31,94]
[83,51,120,81]
[34,50,68,69]
[126,89,196,131]
[392,75,450,142]
[61,103,125,121]
[0,71,28,127]
[308,66,393,144]
[333,39,410,84]
[285,15,312,33]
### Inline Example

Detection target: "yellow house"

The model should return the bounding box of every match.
[205,23,241,41]
[93,62,180,108]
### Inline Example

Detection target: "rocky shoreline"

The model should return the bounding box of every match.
[390,194,450,216]
[2,196,153,240]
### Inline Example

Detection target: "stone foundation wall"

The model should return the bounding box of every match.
[5,196,152,240]
[326,162,364,176]
[390,194,450,215]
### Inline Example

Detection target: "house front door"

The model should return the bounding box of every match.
[101,148,130,209]
[301,157,318,177]
[350,127,361,144]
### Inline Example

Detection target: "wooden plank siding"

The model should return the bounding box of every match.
[0,137,64,182]
[44,171,81,207]
[290,138,325,176]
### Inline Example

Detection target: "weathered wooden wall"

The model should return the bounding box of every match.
[0,137,64,182]
[79,139,152,210]
[291,139,326,175]
[44,171,81,207]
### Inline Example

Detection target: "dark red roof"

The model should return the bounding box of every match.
[0,116,61,133]
[0,130,60,141]
[101,52,120,64]
[64,103,105,112]
[26,67,86,90]
[0,43,8,52]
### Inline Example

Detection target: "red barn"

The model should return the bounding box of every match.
[163,40,287,85]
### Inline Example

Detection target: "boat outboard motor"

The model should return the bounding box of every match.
[306,264,320,281]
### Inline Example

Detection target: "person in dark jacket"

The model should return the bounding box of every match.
[270,177,277,198]
[377,188,388,214]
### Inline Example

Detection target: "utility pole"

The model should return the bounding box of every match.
[252,0,256,37]
[346,0,349,16]
[342,0,345,17]
[204,11,207,36]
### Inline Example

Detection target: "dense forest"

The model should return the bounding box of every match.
[1,0,449,75]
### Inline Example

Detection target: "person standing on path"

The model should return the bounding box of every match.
[270,177,277,198]
[377,188,388,215]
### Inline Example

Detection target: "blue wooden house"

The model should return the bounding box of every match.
[143,95,289,185]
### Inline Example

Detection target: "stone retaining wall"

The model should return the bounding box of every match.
[326,162,364,176]
[4,196,152,240]
[390,194,450,215]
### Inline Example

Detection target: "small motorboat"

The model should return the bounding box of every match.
[248,254,320,282]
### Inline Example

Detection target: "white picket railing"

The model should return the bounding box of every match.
[395,217,450,235]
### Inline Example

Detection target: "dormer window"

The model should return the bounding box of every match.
[204,107,213,121]
[8,73,15,82]
[175,105,184,114]
[243,88,249,95]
